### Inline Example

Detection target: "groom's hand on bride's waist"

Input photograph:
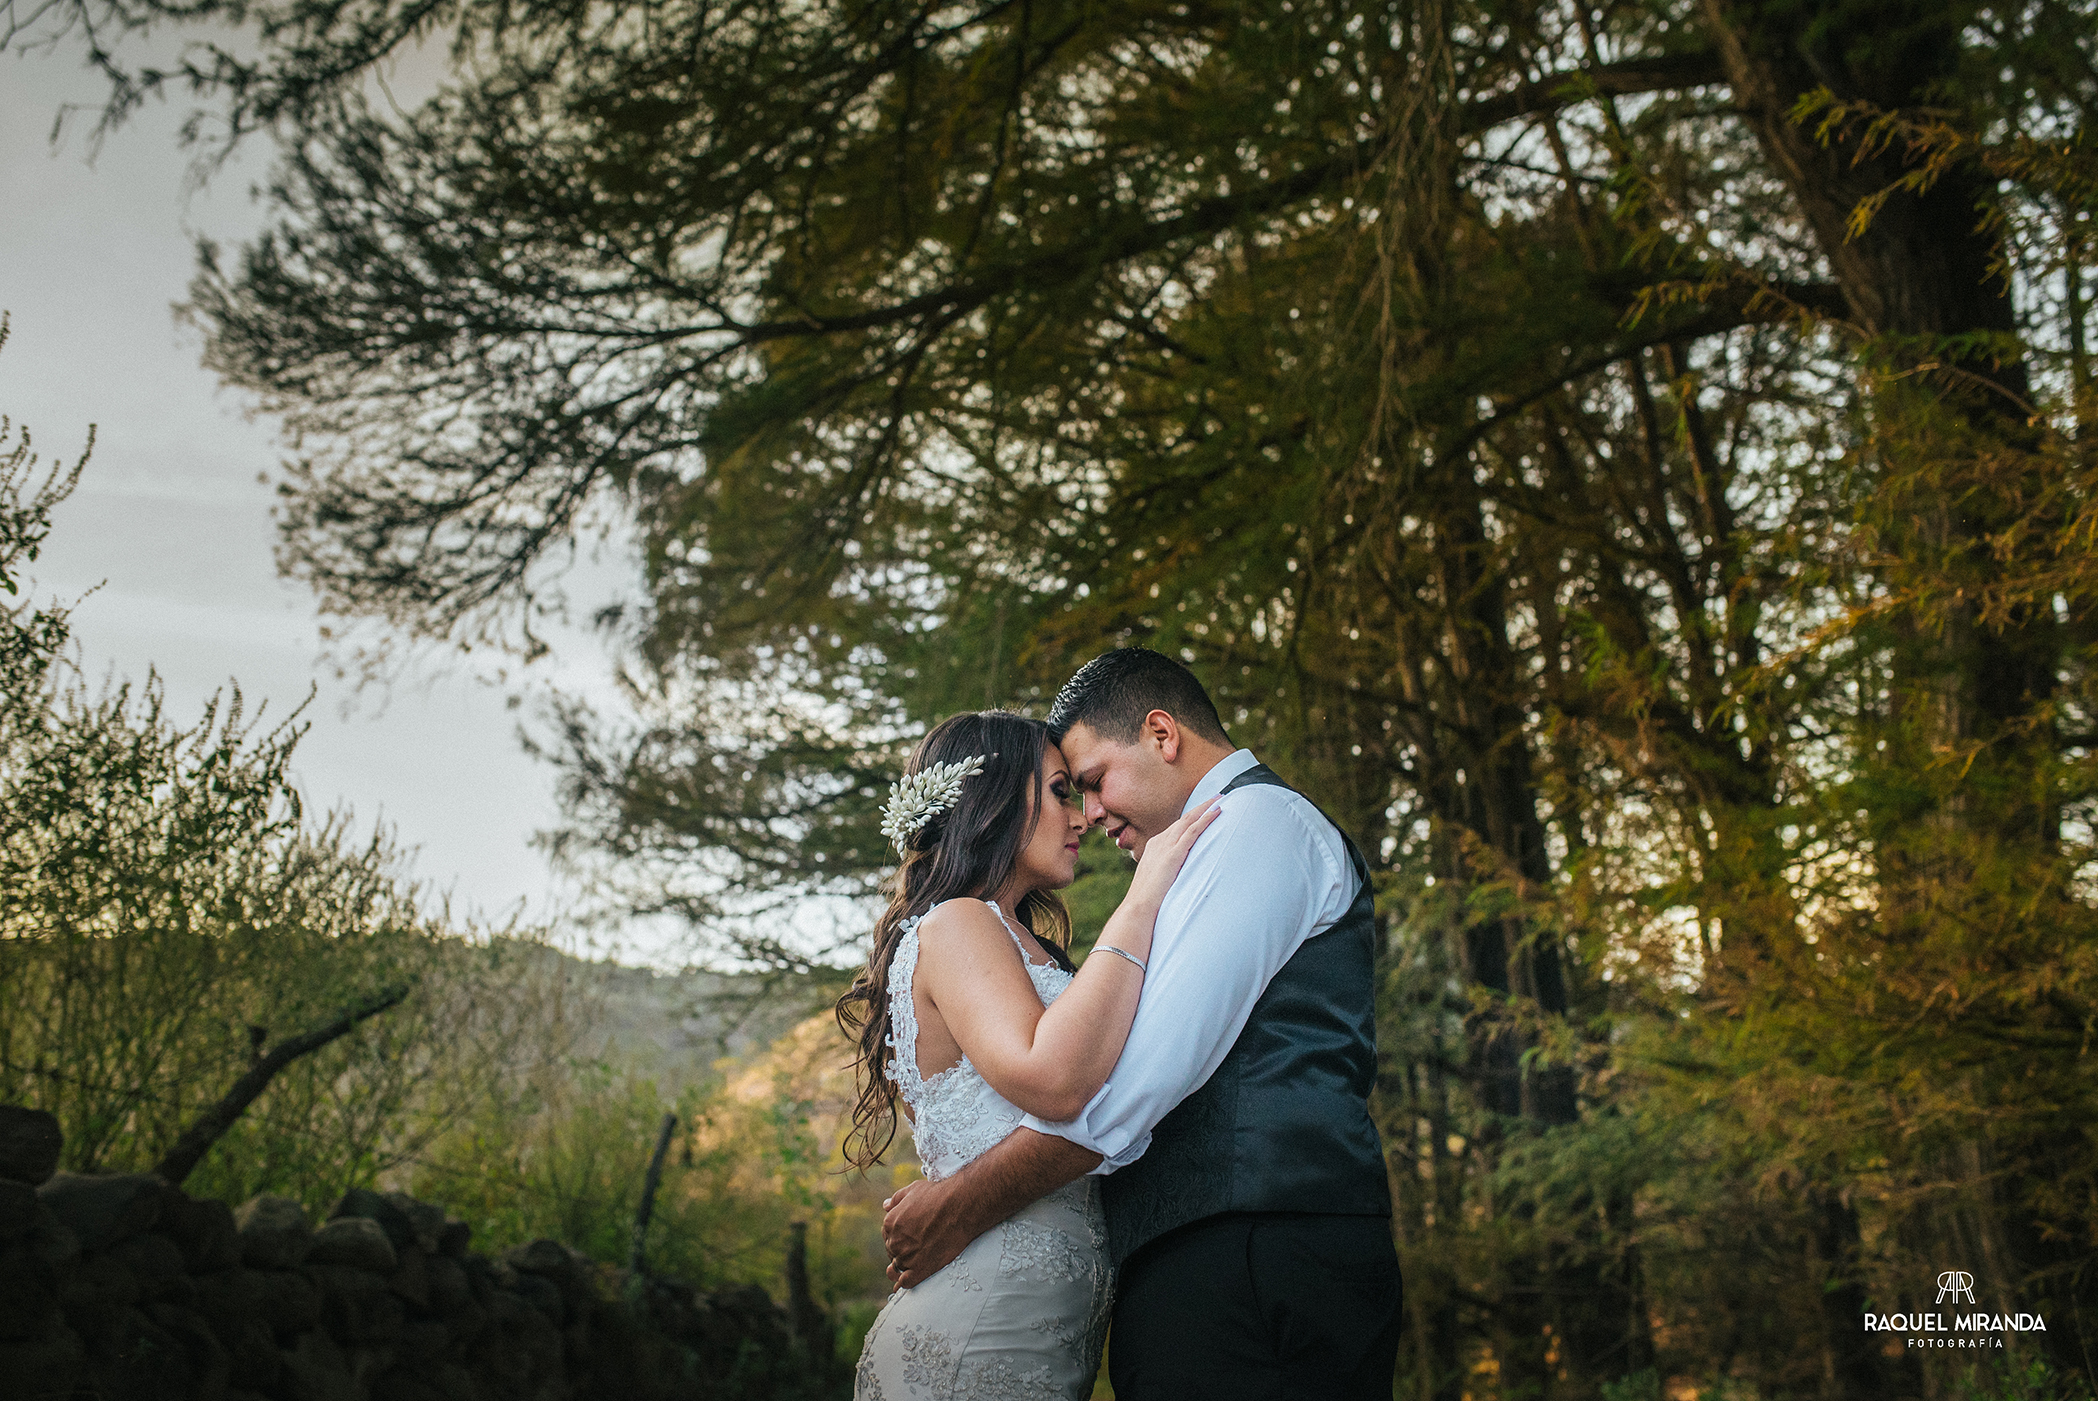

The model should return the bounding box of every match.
[882,1130,1102,1289]
[881,1177,967,1288]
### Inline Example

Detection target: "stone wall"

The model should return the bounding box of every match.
[0,1108,844,1401]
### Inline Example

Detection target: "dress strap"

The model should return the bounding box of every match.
[983,900,1040,964]
[917,897,1031,954]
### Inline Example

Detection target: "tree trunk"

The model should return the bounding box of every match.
[784,1220,832,1365]
[630,1111,677,1275]
[1422,479,1604,1396]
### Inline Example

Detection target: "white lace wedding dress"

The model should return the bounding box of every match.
[854,900,1112,1401]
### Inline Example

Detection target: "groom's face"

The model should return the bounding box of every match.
[1057,718,1195,857]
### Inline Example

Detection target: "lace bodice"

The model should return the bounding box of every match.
[885,899,1074,1182]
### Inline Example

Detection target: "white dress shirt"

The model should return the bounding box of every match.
[1022,748,1359,1171]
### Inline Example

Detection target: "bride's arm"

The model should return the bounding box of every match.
[917,801,1220,1121]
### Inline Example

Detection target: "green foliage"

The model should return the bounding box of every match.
[0,353,573,1211]
[0,315,83,717]
[1599,1373,1659,1401]
[0,645,569,1202]
[408,1020,892,1307]
[415,1069,705,1272]
[1959,1358,2098,1401]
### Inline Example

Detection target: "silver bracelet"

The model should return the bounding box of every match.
[1096,944,1147,975]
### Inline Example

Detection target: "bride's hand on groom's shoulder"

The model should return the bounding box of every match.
[1125,798,1223,908]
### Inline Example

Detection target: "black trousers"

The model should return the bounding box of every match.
[1107,1212,1403,1401]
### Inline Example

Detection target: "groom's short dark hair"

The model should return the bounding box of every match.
[1047,647,1230,745]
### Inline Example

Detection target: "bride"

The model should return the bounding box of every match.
[836,710,1218,1400]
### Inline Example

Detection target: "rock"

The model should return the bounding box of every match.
[222,1317,282,1392]
[0,1107,62,1187]
[145,1301,231,1399]
[425,1255,472,1315]
[346,1341,394,1393]
[253,1269,322,1338]
[397,1319,451,1366]
[505,1299,564,1376]
[708,1282,795,1360]
[328,1187,416,1251]
[0,1249,59,1340]
[509,1271,565,1326]
[22,1208,77,1273]
[480,1287,533,1332]
[440,1295,489,1348]
[0,1320,84,1400]
[429,1361,479,1401]
[37,1172,163,1252]
[387,1245,430,1309]
[380,1192,450,1254]
[465,1254,516,1297]
[233,1194,313,1269]
[159,1193,240,1273]
[0,1239,45,1293]
[0,1178,38,1241]
[466,1318,534,1393]
[104,1231,187,1291]
[313,1264,406,1344]
[505,1238,572,1277]
[82,1306,191,1401]
[308,1216,398,1273]
[56,1252,141,1344]
[440,1300,488,1350]
[369,1367,449,1401]
[505,1237,597,1313]
[436,1218,471,1258]
[149,1270,202,1312]
[282,1328,360,1401]
[642,1275,703,1339]
[194,1268,268,1349]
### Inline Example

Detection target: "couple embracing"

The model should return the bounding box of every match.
[839,647,1403,1401]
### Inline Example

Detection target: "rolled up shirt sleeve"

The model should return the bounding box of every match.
[1022,774,1355,1171]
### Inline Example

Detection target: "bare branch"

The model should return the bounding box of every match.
[153,985,409,1186]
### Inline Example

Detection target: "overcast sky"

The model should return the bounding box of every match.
[2,46,645,951]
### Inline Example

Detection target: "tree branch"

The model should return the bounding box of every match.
[729,50,1734,347]
[1436,278,1845,467]
[153,985,409,1186]
[1462,49,1729,132]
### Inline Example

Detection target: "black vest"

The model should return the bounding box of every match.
[1101,764,1391,1266]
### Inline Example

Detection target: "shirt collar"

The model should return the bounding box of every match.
[1183,748,1258,815]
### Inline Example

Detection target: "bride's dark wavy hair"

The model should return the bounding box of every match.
[835,711,1073,1171]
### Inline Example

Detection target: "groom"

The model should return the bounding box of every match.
[881,647,1402,1399]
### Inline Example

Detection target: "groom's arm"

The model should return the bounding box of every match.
[881,1128,1100,1286]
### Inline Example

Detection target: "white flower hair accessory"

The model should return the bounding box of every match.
[881,754,988,855]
